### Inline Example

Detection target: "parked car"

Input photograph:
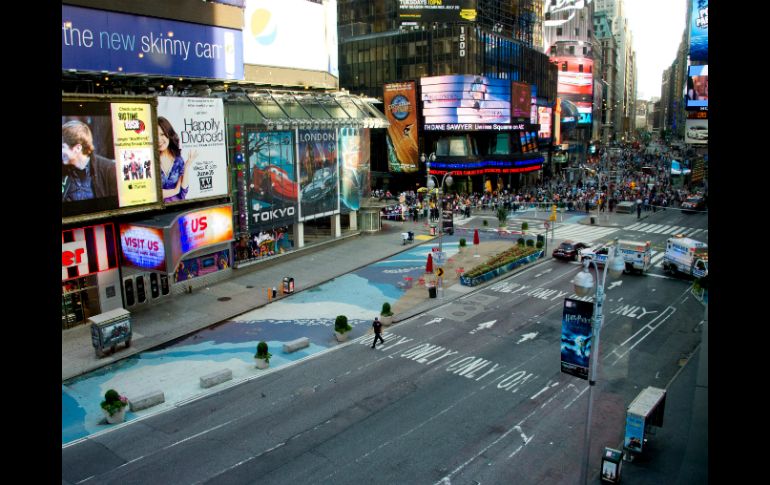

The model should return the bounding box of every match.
[579,243,612,266]
[681,195,706,213]
[552,240,588,261]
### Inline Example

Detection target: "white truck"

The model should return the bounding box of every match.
[617,239,652,274]
[662,237,708,278]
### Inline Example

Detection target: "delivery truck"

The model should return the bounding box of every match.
[662,236,708,278]
[617,239,651,274]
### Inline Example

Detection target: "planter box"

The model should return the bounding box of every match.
[460,251,543,287]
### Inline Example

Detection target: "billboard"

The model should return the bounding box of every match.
[157,97,229,204]
[62,5,243,80]
[511,82,532,119]
[555,57,594,97]
[243,0,338,76]
[119,225,166,271]
[63,100,159,219]
[537,107,553,140]
[339,127,371,212]
[384,82,419,173]
[421,75,512,125]
[246,130,298,228]
[689,0,708,62]
[169,205,234,271]
[398,0,477,23]
[62,223,119,281]
[560,298,594,380]
[686,65,708,110]
[685,119,708,144]
[297,129,340,221]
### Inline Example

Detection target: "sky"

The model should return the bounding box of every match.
[623,0,688,101]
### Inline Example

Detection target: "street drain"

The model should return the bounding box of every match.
[246,285,254,289]
[218,297,232,302]
[453,312,467,317]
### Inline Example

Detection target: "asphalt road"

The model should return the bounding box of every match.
[62,209,707,485]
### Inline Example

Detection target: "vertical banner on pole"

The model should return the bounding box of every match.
[560,298,594,380]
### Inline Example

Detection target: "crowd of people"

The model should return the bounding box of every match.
[379,141,706,222]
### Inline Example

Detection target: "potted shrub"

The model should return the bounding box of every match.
[254,341,272,369]
[101,389,128,424]
[521,221,528,234]
[517,237,525,246]
[334,315,352,342]
[536,240,544,249]
[380,302,394,326]
[526,238,534,247]
[459,238,467,250]
[482,219,488,227]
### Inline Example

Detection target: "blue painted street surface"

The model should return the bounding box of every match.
[62,237,474,445]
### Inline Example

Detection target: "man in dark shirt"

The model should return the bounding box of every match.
[371,317,384,349]
[62,120,117,202]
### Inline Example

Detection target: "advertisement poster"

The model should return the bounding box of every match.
[686,65,708,110]
[511,82,531,119]
[242,227,292,262]
[421,75,511,125]
[339,127,371,212]
[297,129,340,221]
[685,119,708,144]
[624,412,645,453]
[119,225,166,271]
[384,81,419,173]
[398,0,477,23]
[63,100,158,219]
[175,249,230,283]
[111,103,158,207]
[689,0,708,62]
[177,206,234,254]
[538,107,553,140]
[62,223,119,281]
[157,97,228,204]
[246,130,297,228]
[62,5,244,79]
[560,298,594,380]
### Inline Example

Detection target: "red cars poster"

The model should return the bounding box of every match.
[246,130,298,228]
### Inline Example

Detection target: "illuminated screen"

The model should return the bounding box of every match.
[686,65,708,109]
[421,75,511,124]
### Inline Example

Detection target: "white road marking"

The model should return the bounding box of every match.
[517,332,538,344]
[424,317,445,326]
[607,281,623,290]
[469,320,497,334]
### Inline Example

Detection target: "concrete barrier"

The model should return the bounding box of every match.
[283,337,310,353]
[128,390,165,412]
[199,368,233,389]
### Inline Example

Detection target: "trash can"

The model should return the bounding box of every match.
[590,216,596,225]
[89,308,132,358]
[429,224,437,236]
[600,447,623,483]
[282,277,295,294]
[428,286,437,298]
[272,287,278,298]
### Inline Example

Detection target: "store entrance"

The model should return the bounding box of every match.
[62,276,101,330]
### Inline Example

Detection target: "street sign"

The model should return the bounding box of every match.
[436,267,444,277]
[433,251,447,265]
[545,222,550,229]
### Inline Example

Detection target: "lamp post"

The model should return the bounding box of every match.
[421,152,453,255]
[573,238,624,485]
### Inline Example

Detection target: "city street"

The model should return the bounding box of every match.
[62,210,707,484]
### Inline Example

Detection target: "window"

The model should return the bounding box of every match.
[562,61,568,71]
[557,28,562,36]
[436,136,471,156]
[583,47,587,55]
[569,46,575,55]
[579,64,584,73]
[575,28,580,36]
[489,134,509,154]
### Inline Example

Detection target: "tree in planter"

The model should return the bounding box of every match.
[254,341,272,369]
[380,302,394,326]
[459,238,467,248]
[521,221,529,234]
[496,206,508,227]
[334,315,352,342]
[536,240,544,249]
[517,237,525,246]
[526,238,535,247]
[482,219,489,227]
[101,389,128,424]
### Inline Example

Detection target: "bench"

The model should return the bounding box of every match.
[199,368,233,389]
[128,390,165,412]
[283,337,310,353]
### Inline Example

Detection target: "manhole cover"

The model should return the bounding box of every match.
[218,297,232,302]
[453,312,467,317]
[246,285,254,289]
[464,306,476,311]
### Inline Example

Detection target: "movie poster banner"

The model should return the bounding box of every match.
[63,100,159,220]
[246,130,298,228]
[560,298,595,380]
[384,81,419,173]
[157,97,228,204]
[297,129,340,221]
[339,127,371,212]
[111,103,158,208]
[689,0,708,62]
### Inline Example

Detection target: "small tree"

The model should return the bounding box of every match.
[380,302,393,317]
[526,238,535,247]
[536,240,544,249]
[459,238,467,247]
[517,237,525,246]
[255,341,272,363]
[482,219,489,227]
[496,207,508,227]
[335,315,352,334]
[521,221,528,234]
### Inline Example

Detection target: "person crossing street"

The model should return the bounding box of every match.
[371,316,384,349]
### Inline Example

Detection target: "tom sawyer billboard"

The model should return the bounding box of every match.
[297,129,340,221]
[246,130,298,228]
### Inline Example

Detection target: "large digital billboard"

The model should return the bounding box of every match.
[169,205,234,270]
[62,5,243,80]
[157,97,229,204]
[685,119,708,145]
[297,129,340,221]
[511,82,532,119]
[398,0,477,24]
[246,130,298,228]
[555,57,594,97]
[686,65,708,110]
[119,225,166,271]
[243,0,338,76]
[537,107,553,140]
[689,0,708,62]
[63,99,159,220]
[384,81,419,173]
[339,127,371,212]
[421,75,511,125]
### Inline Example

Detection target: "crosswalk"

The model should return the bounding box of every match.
[623,222,707,238]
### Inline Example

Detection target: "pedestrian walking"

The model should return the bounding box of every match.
[636,199,642,219]
[371,317,384,348]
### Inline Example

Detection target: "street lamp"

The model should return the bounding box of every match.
[421,152,453,255]
[574,238,625,485]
